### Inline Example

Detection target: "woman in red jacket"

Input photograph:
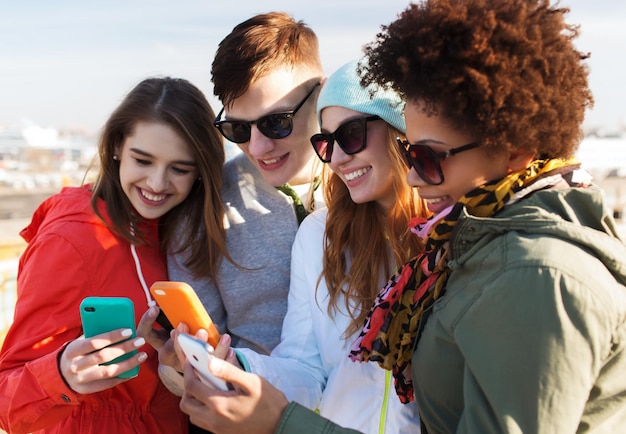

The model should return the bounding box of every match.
[0,77,231,433]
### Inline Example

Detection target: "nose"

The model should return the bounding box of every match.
[329,141,351,166]
[246,126,275,158]
[146,167,169,192]
[406,166,425,188]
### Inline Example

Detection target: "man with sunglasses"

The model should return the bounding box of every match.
[159,11,324,376]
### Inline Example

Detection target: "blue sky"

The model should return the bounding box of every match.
[1,0,624,133]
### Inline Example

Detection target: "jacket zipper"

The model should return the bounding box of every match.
[379,369,391,433]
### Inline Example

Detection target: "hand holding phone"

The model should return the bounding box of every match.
[79,296,140,379]
[177,333,229,391]
[150,281,221,347]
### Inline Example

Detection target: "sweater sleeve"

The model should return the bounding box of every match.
[236,215,327,409]
[275,402,362,434]
[0,233,89,433]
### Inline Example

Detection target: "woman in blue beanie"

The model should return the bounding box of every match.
[176,60,427,433]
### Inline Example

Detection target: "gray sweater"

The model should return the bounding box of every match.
[168,153,322,354]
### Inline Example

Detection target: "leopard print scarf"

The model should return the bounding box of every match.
[349,158,584,403]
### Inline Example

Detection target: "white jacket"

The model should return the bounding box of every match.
[238,208,420,434]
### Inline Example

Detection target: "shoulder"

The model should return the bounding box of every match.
[451,186,626,303]
[222,154,281,200]
[299,207,328,232]
[292,208,328,249]
[450,214,626,329]
[20,186,99,241]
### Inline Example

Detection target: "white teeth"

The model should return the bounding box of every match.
[345,167,371,181]
[263,156,284,165]
[425,197,446,204]
[141,190,166,202]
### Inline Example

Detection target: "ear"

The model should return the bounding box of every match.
[508,151,534,172]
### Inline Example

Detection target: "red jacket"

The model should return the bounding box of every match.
[0,186,187,434]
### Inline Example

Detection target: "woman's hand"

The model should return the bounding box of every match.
[180,357,289,434]
[139,306,239,372]
[138,306,183,371]
[196,332,241,368]
[58,329,146,394]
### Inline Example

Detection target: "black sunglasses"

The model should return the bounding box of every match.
[214,82,321,144]
[396,138,480,185]
[310,116,381,163]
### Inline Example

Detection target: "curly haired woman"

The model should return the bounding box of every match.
[163,2,626,433]
[348,1,626,432]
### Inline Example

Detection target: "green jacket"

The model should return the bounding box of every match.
[277,187,626,434]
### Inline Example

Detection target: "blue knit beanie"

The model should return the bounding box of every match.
[316,59,405,134]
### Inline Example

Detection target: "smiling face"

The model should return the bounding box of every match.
[321,106,397,210]
[117,121,198,220]
[404,100,511,214]
[224,67,321,187]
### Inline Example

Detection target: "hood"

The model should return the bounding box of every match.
[19,185,159,309]
[20,186,104,243]
[452,186,626,286]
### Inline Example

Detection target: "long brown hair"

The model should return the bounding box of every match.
[321,125,427,338]
[91,77,233,284]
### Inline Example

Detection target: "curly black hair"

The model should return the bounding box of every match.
[359,0,593,159]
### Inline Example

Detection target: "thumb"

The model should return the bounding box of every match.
[208,356,253,393]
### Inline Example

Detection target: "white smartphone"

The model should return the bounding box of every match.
[177,333,229,391]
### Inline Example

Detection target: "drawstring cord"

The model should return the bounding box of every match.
[130,225,157,309]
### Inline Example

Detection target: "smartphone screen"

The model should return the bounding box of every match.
[79,296,139,379]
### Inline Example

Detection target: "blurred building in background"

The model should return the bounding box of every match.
[0,122,97,217]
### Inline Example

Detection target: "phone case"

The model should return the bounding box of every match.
[79,296,139,379]
[149,281,221,347]
[177,333,229,391]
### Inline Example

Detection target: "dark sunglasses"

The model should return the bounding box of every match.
[310,115,381,163]
[396,138,480,185]
[214,82,321,144]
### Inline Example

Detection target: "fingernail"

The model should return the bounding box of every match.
[177,323,185,332]
[138,352,148,362]
[134,337,145,347]
[121,329,133,337]
[208,356,220,372]
[220,334,231,346]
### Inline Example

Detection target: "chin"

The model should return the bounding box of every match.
[349,194,371,205]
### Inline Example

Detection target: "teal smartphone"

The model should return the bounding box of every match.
[79,296,139,379]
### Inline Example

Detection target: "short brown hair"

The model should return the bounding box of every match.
[360,0,593,159]
[212,12,322,107]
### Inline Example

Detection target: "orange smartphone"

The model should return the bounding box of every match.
[149,281,220,347]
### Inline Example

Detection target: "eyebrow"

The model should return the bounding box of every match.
[320,116,366,134]
[411,139,448,147]
[224,105,291,122]
[129,147,197,167]
[225,82,319,121]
